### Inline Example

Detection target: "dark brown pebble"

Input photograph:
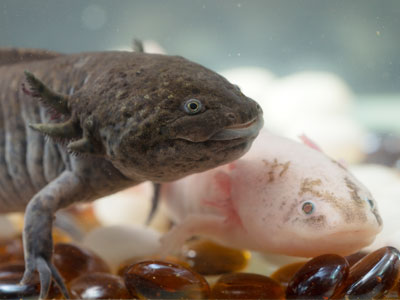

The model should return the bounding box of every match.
[211,272,285,299]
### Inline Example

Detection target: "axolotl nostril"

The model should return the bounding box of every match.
[0,47,263,299]
[159,130,382,258]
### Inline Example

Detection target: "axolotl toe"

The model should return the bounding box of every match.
[160,130,382,257]
[0,48,263,299]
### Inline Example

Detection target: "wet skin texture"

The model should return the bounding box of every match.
[0,48,262,299]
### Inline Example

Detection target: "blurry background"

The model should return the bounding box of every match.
[1,0,400,263]
[1,0,399,164]
[1,0,399,163]
[1,0,399,93]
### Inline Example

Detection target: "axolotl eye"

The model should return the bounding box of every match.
[183,98,203,115]
[363,196,375,209]
[301,201,315,215]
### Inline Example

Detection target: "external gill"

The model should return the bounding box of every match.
[24,71,97,155]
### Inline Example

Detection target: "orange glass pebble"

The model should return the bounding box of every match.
[52,228,73,244]
[270,261,306,289]
[0,237,24,264]
[0,261,62,299]
[333,246,400,299]
[286,254,349,299]
[69,272,132,299]
[345,251,368,267]
[124,260,210,299]
[0,261,39,299]
[117,255,188,277]
[180,239,250,275]
[211,272,285,299]
[53,243,111,283]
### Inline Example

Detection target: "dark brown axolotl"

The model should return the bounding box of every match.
[0,47,263,298]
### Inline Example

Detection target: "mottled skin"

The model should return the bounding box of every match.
[158,130,382,257]
[0,48,262,299]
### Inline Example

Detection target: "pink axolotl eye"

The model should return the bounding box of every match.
[301,201,315,215]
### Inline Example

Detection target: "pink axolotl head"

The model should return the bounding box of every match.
[161,130,382,257]
[224,131,382,256]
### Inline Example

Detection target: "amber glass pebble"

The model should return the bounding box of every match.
[124,260,210,299]
[270,261,306,289]
[117,255,188,277]
[69,272,131,299]
[53,243,110,283]
[0,261,39,299]
[52,228,73,244]
[211,272,285,299]
[180,239,250,275]
[286,254,349,299]
[0,237,24,264]
[345,251,368,267]
[332,246,400,299]
[0,261,62,299]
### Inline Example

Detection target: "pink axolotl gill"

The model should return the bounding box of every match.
[159,130,382,257]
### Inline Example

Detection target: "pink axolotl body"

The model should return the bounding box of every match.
[160,130,382,257]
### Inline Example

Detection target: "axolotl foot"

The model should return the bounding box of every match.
[21,191,71,299]
[21,256,69,299]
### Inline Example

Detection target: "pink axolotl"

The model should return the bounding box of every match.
[159,130,382,257]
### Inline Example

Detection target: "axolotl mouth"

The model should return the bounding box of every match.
[209,115,264,141]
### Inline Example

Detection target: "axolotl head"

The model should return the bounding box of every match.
[230,132,382,257]
[77,52,263,182]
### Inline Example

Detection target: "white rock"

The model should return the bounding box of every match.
[93,183,153,226]
[221,69,367,163]
[82,224,161,271]
[262,71,353,121]
[0,215,17,239]
[93,183,170,232]
[220,67,275,102]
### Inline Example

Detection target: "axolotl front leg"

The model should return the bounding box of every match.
[21,170,92,299]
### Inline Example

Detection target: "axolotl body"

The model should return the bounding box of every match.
[160,130,382,257]
[0,48,263,298]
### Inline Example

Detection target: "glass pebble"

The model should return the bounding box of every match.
[180,239,250,275]
[124,260,210,299]
[53,242,111,283]
[270,261,306,289]
[333,246,400,299]
[69,272,131,299]
[0,262,39,299]
[117,255,188,277]
[286,254,349,299]
[0,261,61,299]
[345,251,368,267]
[0,237,24,264]
[211,272,285,299]
[52,228,73,244]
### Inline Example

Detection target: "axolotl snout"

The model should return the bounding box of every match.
[160,130,382,257]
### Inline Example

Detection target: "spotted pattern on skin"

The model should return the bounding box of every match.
[262,159,291,182]
[344,176,382,227]
[344,177,364,205]
[302,215,327,229]
[299,178,367,224]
